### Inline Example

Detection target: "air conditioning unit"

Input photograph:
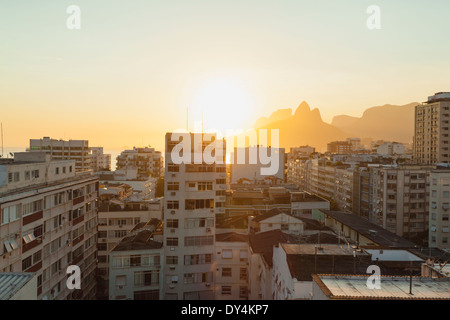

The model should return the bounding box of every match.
[170,247,175,251]
[171,192,176,196]
[170,229,175,233]
[169,266,176,270]
[206,228,211,232]
[171,210,176,215]
[205,283,211,287]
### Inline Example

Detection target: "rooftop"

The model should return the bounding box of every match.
[313,275,450,300]
[216,232,249,242]
[112,229,162,252]
[252,208,302,223]
[0,273,36,300]
[322,210,416,248]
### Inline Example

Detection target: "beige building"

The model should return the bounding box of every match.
[90,147,111,172]
[0,152,98,300]
[429,169,450,249]
[108,227,163,300]
[414,92,450,164]
[116,147,163,180]
[214,232,249,300]
[29,137,91,172]
[370,165,433,241]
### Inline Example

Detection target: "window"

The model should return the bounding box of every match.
[134,290,159,300]
[168,164,179,172]
[25,171,30,180]
[222,249,233,259]
[281,224,289,231]
[14,172,20,182]
[185,199,214,210]
[115,275,127,287]
[198,182,213,191]
[184,272,212,284]
[22,256,32,271]
[32,170,39,178]
[239,286,248,298]
[130,255,141,267]
[134,271,159,286]
[216,179,226,184]
[167,219,179,228]
[166,256,178,265]
[167,182,179,191]
[167,201,179,210]
[165,275,178,284]
[221,286,232,295]
[184,254,212,265]
[55,167,59,175]
[184,235,213,246]
[222,267,232,277]
[166,237,178,246]
[240,268,247,281]
[184,218,214,229]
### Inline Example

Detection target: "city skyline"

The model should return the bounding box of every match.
[2,1,450,151]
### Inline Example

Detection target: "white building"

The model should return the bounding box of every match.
[290,192,330,218]
[90,147,111,172]
[250,209,305,235]
[0,152,98,300]
[429,169,450,249]
[376,142,405,156]
[231,146,285,184]
[162,132,226,300]
[29,137,91,172]
[109,228,163,300]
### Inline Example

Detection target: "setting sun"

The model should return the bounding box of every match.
[191,77,255,133]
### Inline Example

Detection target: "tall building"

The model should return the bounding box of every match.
[429,169,450,249]
[116,147,163,180]
[414,92,450,164]
[90,147,111,172]
[370,165,432,243]
[162,132,226,300]
[29,137,91,172]
[0,152,98,300]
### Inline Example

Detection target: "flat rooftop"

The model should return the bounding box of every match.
[365,249,424,262]
[281,243,367,257]
[323,210,416,248]
[313,275,450,300]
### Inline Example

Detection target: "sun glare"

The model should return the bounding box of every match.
[191,77,254,134]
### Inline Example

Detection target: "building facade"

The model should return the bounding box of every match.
[0,152,98,300]
[414,92,450,164]
[29,137,91,172]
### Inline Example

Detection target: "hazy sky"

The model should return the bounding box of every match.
[1,0,449,151]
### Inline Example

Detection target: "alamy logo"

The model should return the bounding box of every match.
[66,265,81,290]
[169,129,280,175]
[366,265,381,289]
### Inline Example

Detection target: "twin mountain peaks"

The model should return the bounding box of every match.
[254,101,418,151]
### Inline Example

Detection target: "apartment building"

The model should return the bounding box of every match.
[370,165,433,241]
[414,92,450,164]
[327,141,352,154]
[214,232,249,300]
[230,146,285,184]
[90,147,111,172]
[116,147,163,180]
[96,185,163,299]
[109,227,163,300]
[162,132,226,300]
[429,169,450,249]
[0,152,98,300]
[29,137,91,172]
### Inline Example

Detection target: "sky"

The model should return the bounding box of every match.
[1,0,450,152]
